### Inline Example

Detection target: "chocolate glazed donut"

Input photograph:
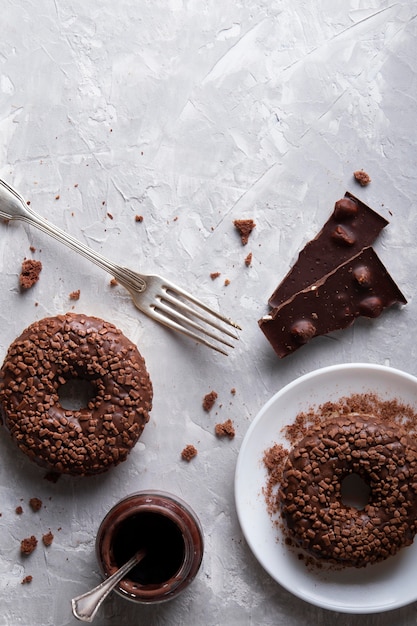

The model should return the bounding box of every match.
[0,313,153,476]
[279,414,417,567]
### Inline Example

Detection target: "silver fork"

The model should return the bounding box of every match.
[0,179,240,355]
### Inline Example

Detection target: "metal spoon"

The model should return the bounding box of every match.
[71,549,146,622]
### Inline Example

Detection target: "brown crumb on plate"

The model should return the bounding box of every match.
[19,259,42,289]
[234,219,256,245]
[215,419,235,439]
[15,506,23,515]
[210,272,221,280]
[181,444,198,462]
[135,215,143,222]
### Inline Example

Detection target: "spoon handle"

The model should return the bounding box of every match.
[71,549,146,623]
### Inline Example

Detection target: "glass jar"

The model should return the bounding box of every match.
[95,491,204,604]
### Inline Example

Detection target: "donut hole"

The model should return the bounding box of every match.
[341,472,371,510]
[58,378,97,411]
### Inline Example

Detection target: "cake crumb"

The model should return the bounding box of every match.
[42,531,54,547]
[21,575,33,585]
[135,215,143,222]
[353,170,371,186]
[215,419,235,439]
[210,272,221,280]
[29,498,42,512]
[107,212,113,220]
[244,252,252,267]
[203,391,218,411]
[224,278,230,286]
[19,259,42,289]
[181,445,198,462]
[230,388,236,396]
[20,536,38,555]
[15,506,23,515]
[109,278,118,287]
[69,289,80,301]
[234,219,256,245]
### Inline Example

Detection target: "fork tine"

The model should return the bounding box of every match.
[160,290,240,340]
[161,279,242,333]
[153,299,236,348]
[150,309,233,356]
[142,280,240,354]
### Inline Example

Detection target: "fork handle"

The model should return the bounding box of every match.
[0,179,146,293]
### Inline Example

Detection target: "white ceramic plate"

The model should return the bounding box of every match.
[234,363,417,614]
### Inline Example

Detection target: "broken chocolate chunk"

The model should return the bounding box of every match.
[259,247,406,358]
[268,192,388,308]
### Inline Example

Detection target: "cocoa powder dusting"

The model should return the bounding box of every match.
[262,443,289,518]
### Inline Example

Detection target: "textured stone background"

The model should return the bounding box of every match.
[0,1,416,624]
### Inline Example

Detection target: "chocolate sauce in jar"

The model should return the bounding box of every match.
[96,491,204,604]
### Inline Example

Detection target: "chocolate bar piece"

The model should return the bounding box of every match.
[259,247,406,359]
[268,192,388,308]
